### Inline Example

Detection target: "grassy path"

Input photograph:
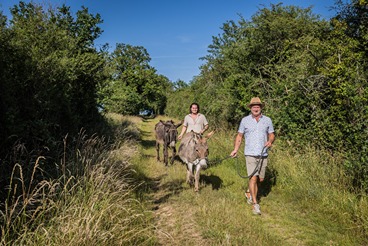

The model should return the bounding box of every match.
[132,116,366,246]
[135,116,207,245]
[2,114,364,245]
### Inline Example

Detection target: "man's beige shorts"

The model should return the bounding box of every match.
[245,156,268,179]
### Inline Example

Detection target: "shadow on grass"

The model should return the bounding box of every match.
[140,115,156,121]
[139,128,155,147]
[153,179,184,205]
[174,157,223,190]
[231,157,278,202]
[258,167,278,202]
[131,167,185,210]
[173,155,186,164]
[200,174,223,190]
[141,139,156,149]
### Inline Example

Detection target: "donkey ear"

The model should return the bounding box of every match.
[204,130,215,140]
[175,120,183,128]
[162,120,173,127]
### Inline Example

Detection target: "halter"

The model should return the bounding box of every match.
[192,157,208,166]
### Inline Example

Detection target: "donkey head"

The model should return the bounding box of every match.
[161,120,182,147]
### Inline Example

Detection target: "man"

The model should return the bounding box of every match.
[230,97,275,215]
[178,103,209,139]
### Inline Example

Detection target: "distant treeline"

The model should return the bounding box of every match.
[0,0,367,202]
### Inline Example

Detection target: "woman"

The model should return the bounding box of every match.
[178,103,209,140]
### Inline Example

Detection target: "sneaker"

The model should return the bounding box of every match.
[245,191,253,205]
[252,204,261,215]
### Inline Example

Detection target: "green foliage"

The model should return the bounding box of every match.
[182,4,329,128]
[0,2,107,201]
[1,116,155,245]
[317,17,368,189]
[3,1,105,136]
[100,43,172,115]
[165,86,195,119]
[166,3,368,190]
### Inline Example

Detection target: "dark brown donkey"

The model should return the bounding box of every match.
[154,120,182,166]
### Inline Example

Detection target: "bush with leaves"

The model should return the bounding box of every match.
[101,43,172,115]
[166,3,368,190]
[0,2,107,199]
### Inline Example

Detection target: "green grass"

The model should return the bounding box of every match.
[133,116,368,245]
[0,114,156,245]
[1,114,367,245]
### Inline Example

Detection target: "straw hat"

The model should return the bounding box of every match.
[247,97,265,108]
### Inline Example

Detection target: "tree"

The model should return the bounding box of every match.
[101,43,172,115]
[0,1,106,196]
[166,2,368,190]
[320,1,368,189]
[184,4,330,129]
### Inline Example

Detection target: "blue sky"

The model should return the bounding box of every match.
[1,0,337,83]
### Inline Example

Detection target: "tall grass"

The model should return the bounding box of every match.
[0,114,156,245]
[269,143,368,243]
[2,114,367,245]
[134,120,368,245]
[204,131,368,245]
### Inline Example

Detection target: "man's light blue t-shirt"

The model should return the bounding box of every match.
[238,114,274,157]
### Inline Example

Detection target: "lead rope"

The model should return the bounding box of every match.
[236,146,268,179]
[207,155,233,166]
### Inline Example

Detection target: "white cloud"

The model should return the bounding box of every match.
[176,35,193,43]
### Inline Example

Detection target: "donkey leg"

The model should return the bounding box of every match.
[194,164,202,192]
[156,143,160,161]
[164,145,168,166]
[170,147,176,164]
[186,163,194,186]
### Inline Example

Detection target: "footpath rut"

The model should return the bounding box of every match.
[138,117,208,246]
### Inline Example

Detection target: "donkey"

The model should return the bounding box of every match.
[154,120,182,166]
[178,130,215,192]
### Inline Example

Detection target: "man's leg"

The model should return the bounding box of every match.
[249,176,258,204]
[245,188,252,204]
[249,176,261,215]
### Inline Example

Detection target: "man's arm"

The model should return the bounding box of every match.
[230,132,244,157]
[265,132,275,148]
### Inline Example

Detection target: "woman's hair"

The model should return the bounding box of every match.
[189,103,200,113]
